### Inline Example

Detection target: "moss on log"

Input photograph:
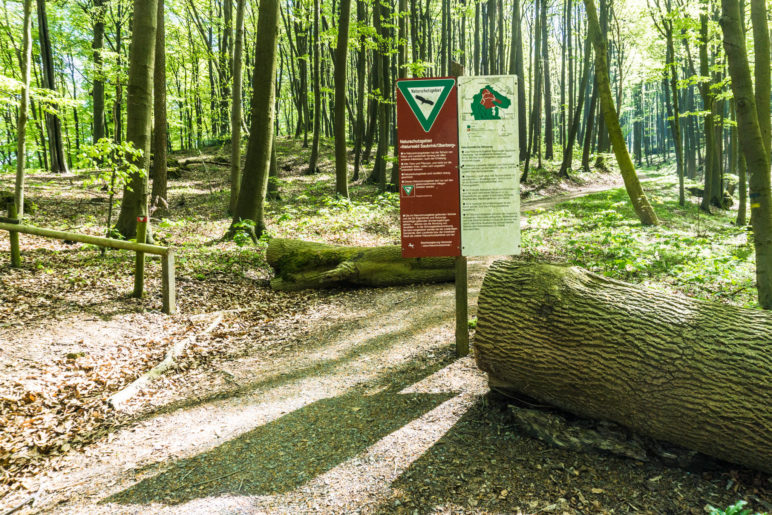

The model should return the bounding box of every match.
[265,238,455,290]
[475,260,772,474]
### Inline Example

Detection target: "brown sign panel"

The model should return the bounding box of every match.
[396,78,461,258]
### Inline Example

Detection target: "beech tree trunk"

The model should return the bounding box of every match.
[229,0,280,237]
[36,0,68,174]
[92,0,105,143]
[228,0,246,214]
[584,0,658,226]
[116,0,158,239]
[266,238,454,290]
[14,0,33,224]
[475,261,772,474]
[334,0,352,197]
[150,0,168,218]
[720,0,772,309]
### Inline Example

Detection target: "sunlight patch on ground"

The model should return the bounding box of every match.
[168,358,487,514]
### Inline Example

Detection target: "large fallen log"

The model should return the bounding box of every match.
[266,238,455,290]
[475,260,772,473]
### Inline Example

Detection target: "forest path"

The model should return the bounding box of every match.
[7,169,745,515]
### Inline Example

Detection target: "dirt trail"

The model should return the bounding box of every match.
[3,173,768,514]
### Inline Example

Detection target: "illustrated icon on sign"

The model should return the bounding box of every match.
[402,185,415,196]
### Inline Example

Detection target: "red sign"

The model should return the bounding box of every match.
[396,78,460,258]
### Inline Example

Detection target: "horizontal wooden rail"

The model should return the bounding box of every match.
[0,221,176,314]
[0,222,168,255]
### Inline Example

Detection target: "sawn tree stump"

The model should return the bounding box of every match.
[266,238,455,290]
[475,260,772,473]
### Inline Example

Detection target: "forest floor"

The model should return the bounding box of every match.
[0,139,769,514]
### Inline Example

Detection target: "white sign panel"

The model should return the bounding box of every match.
[457,75,520,256]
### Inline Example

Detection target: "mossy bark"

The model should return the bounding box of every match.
[475,260,772,474]
[266,238,455,290]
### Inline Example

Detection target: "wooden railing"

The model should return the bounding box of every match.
[0,219,176,315]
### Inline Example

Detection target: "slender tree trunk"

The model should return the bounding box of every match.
[14,0,33,227]
[594,0,609,157]
[474,1,480,75]
[114,5,124,144]
[699,5,716,212]
[308,0,322,173]
[510,0,527,161]
[581,78,597,172]
[370,0,389,190]
[229,0,247,214]
[542,0,553,160]
[720,0,772,307]
[750,0,770,157]
[660,19,684,205]
[36,0,68,173]
[151,0,168,218]
[229,0,280,237]
[583,0,659,225]
[334,0,352,196]
[93,0,105,143]
[353,0,367,181]
[558,35,591,178]
[115,0,158,245]
[497,0,504,73]
[633,82,643,166]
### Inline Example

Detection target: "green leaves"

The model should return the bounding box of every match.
[76,138,144,195]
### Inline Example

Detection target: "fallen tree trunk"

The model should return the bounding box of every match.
[266,238,455,290]
[169,155,230,168]
[475,260,772,474]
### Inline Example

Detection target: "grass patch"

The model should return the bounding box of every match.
[522,172,757,307]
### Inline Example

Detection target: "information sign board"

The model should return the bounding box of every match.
[457,75,520,256]
[396,78,461,258]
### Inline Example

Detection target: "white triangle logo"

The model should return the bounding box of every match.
[397,79,455,132]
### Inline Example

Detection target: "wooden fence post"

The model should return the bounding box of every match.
[8,203,20,267]
[162,249,176,315]
[133,219,147,298]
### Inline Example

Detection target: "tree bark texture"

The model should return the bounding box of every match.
[229,0,246,214]
[92,0,106,143]
[308,0,322,174]
[151,0,168,218]
[230,0,280,236]
[334,0,352,197]
[266,238,455,290]
[720,0,772,309]
[584,0,658,226]
[474,260,772,474]
[15,0,33,220]
[36,0,68,173]
[116,0,158,239]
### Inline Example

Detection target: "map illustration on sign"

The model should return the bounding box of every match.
[471,85,512,120]
[396,79,455,132]
[458,75,520,257]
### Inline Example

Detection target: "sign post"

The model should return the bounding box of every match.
[397,72,519,358]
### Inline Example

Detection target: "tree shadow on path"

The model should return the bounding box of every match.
[106,389,452,506]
